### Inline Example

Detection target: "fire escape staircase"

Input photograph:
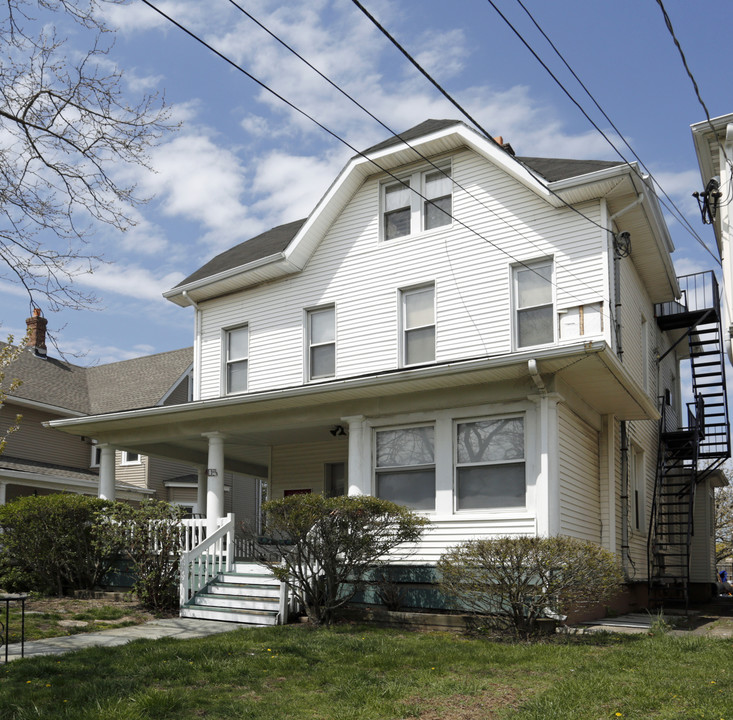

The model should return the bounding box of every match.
[648,272,730,607]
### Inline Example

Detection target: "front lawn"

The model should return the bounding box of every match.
[0,625,730,719]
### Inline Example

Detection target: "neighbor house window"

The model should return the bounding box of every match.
[401,284,435,366]
[225,325,248,393]
[307,306,335,380]
[375,426,435,511]
[382,163,452,240]
[514,260,554,348]
[455,417,525,510]
[90,442,101,468]
[121,451,140,465]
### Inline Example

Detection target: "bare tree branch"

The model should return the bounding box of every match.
[0,0,175,311]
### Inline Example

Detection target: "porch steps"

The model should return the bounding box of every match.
[181,562,282,625]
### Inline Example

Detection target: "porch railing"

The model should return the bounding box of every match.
[179,513,235,607]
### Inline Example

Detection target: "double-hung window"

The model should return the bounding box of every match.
[307,306,335,380]
[455,417,525,510]
[402,284,435,366]
[225,325,248,394]
[514,260,554,348]
[382,163,452,240]
[375,426,435,511]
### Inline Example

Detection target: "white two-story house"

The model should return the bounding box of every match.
[50,119,729,617]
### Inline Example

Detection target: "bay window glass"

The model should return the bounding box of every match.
[376,426,435,511]
[402,285,435,366]
[226,325,248,393]
[456,417,525,510]
[515,260,554,348]
[308,306,335,379]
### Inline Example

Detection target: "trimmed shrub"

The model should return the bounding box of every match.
[250,494,430,625]
[438,535,624,637]
[0,493,116,595]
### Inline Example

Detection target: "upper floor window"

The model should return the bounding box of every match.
[225,325,248,394]
[455,417,525,510]
[401,284,435,366]
[514,259,554,348]
[121,451,140,465]
[307,306,335,380]
[382,164,452,240]
[375,425,435,511]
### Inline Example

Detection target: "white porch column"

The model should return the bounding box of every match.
[203,432,226,534]
[196,467,207,517]
[0,481,6,505]
[342,415,368,495]
[98,444,116,501]
[530,394,560,537]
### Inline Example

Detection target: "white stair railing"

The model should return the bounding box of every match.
[179,514,235,608]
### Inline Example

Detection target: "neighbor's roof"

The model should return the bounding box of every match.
[173,119,626,290]
[3,344,192,416]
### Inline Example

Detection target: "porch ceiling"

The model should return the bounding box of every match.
[47,341,656,474]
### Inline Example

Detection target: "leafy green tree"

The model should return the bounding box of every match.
[251,494,430,626]
[0,337,25,456]
[438,535,624,638]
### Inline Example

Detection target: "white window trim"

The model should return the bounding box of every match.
[305,304,336,382]
[380,160,453,242]
[400,282,436,368]
[120,451,142,466]
[222,324,249,395]
[453,413,527,514]
[512,258,556,350]
[90,441,100,468]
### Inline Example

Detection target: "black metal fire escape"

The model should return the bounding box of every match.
[648,271,730,608]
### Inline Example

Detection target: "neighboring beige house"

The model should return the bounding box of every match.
[48,119,730,618]
[0,311,259,520]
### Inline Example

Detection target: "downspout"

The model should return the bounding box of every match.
[182,290,201,402]
[620,421,630,577]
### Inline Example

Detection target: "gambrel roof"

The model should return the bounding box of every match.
[166,118,675,307]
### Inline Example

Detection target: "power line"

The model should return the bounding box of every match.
[223,0,621,327]
[509,0,719,264]
[654,0,732,171]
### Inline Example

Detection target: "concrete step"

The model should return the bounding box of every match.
[180,604,279,625]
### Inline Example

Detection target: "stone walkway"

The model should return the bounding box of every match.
[4,617,244,662]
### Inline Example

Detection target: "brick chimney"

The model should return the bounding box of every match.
[26,308,48,357]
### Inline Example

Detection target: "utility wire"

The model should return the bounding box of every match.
[223,0,619,325]
[349,0,624,239]
[140,0,621,330]
[510,0,719,264]
[654,0,732,171]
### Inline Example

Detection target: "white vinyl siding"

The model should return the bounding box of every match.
[558,404,601,543]
[196,148,610,399]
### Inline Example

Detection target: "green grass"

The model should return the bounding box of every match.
[0,625,730,719]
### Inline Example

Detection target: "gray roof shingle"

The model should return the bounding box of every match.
[3,344,192,415]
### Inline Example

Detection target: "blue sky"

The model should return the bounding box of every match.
[0,0,728,364]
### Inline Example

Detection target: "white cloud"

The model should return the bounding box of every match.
[75,264,185,301]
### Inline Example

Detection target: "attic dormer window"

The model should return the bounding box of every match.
[382,162,452,241]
